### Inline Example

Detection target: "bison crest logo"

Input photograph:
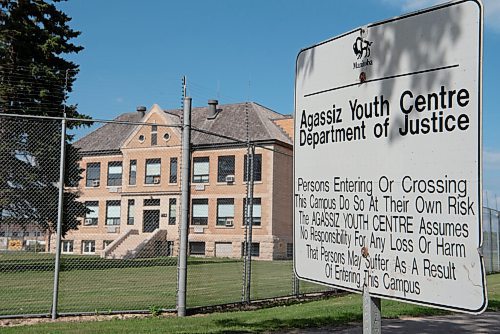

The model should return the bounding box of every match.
[353,37,373,59]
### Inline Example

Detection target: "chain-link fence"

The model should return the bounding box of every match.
[483,207,500,274]
[2,111,499,318]
[0,109,330,319]
[2,111,499,319]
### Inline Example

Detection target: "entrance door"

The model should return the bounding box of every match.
[143,210,160,233]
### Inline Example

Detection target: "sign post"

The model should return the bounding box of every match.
[294,0,486,326]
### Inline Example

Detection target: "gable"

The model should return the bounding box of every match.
[122,105,182,150]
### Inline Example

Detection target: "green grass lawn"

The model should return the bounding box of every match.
[0,253,327,316]
[2,273,499,334]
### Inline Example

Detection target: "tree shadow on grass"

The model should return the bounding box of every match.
[212,312,362,334]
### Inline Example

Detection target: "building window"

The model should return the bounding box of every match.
[84,201,99,226]
[287,243,293,258]
[106,200,121,225]
[107,161,122,186]
[193,157,209,183]
[103,240,113,248]
[62,240,74,253]
[145,158,161,184]
[244,154,262,182]
[144,198,161,206]
[241,242,260,257]
[192,199,208,225]
[218,155,235,182]
[189,242,205,255]
[169,198,177,225]
[217,198,234,226]
[243,198,261,226]
[127,199,135,225]
[129,160,137,185]
[169,157,178,183]
[82,240,96,254]
[86,162,101,187]
[151,125,158,146]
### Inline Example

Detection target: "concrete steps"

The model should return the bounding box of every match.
[102,229,168,259]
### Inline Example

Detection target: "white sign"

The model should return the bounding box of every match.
[294,0,486,314]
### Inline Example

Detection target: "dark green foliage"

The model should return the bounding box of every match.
[0,0,90,236]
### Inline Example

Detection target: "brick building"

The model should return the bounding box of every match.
[56,101,293,260]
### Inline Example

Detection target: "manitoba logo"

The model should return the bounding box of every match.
[353,36,373,69]
[353,36,372,59]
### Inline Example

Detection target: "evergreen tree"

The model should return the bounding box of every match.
[0,0,89,240]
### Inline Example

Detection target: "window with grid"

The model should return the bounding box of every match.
[217,155,235,182]
[241,242,260,257]
[84,201,99,226]
[169,198,177,225]
[86,162,101,187]
[192,199,208,225]
[217,198,234,226]
[243,198,261,226]
[169,157,178,183]
[129,160,137,185]
[244,154,262,182]
[106,200,121,225]
[82,240,96,254]
[193,157,209,183]
[145,158,161,184]
[127,199,135,225]
[189,242,205,255]
[62,240,74,253]
[107,161,122,186]
[144,198,161,206]
[151,125,158,146]
[287,243,293,258]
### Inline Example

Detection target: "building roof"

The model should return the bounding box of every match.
[74,102,292,154]
[73,112,144,154]
[190,102,292,147]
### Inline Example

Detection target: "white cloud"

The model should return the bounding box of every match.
[381,0,500,33]
[115,97,124,104]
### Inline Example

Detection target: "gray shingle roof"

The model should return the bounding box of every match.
[74,112,145,153]
[190,102,292,146]
[74,102,291,154]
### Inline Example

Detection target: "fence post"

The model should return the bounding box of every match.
[177,97,191,317]
[245,145,255,303]
[51,115,67,320]
[490,208,494,273]
[497,210,500,272]
[293,273,299,297]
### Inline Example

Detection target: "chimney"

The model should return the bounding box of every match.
[136,106,147,117]
[207,99,218,119]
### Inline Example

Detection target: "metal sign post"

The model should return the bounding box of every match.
[363,288,381,334]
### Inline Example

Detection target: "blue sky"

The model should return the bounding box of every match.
[59,0,500,207]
